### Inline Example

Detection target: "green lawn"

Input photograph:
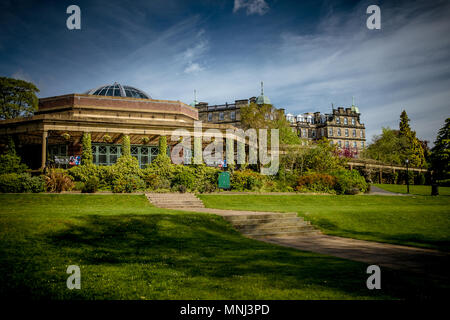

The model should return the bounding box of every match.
[0,194,447,300]
[199,194,450,251]
[374,184,450,196]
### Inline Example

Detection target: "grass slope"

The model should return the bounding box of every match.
[374,184,450,196]
[0,194,446,300]
[199,194,450,251]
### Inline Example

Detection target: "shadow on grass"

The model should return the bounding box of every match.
[312,218,450,252]
[30,213,446,299]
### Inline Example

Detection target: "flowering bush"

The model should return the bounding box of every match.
[296,172,336,193]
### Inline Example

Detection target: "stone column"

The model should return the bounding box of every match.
[41,130,48,170]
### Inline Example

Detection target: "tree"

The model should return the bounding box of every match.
[303,138,346,173]
[431,118,450,181]
[364,128,404,165]
[398,110,426,167]
[81,133,93,165]
[0,137,28,174]
[0,76,39,120]
[240,102,300,145]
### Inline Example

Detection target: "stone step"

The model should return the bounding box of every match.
[149,199,202,203]
[223,213,298,221]
[246,229,321,238]
[231,218,305,228]
[235,222,311,231]
[152,204,205,208]
[146,193,198,197]
[239,225,317,234]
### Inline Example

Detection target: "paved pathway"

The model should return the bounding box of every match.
[147,193,449,278]
[262,234,449,278]
[367,185,410,196]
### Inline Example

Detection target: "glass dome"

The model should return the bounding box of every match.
[85,82,151,99]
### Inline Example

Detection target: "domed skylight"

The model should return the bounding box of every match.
[85,82,151,99]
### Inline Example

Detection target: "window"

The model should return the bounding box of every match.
[351,118,355,125]
[337,129,341,136]
[345,141,349,148]
[345,129,349,137]
[361,141,365,148]
[336,117,340,124]
[312,130,316,138]
[231,111,236,120]
[353,129,356,137]
[208,113,212,122]
[338,140,342,147]
[329,128,333,136]
[344,118,348,125]
[219,112,224,121]
[353,141,357,148]
[303,129,307,137]
[321,128,324,137]
[360,130,364,138]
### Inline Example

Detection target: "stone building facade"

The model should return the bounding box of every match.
[196,97,257,128]
[197,93,366,152]
[286,106,366,150]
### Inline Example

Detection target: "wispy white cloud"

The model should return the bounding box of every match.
[184,62,204,74]
[233,0,269,16]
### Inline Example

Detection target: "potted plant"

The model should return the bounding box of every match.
[61,132,71,141]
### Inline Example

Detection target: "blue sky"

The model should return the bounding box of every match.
[1,0,449,144]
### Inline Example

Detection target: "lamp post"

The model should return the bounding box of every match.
[405,159,410,194]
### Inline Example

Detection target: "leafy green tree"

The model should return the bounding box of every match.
[0,76,39,120]
[431,118,450,181]
[364,128,404,165]
[303,138,346,173]
[240,102,300,145]
[0,137,28,174]
[398,110,426,167]
[81,133,93,165]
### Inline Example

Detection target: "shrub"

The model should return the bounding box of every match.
[172,166,196,190]
[437,179,450,187]
[296,172,336,193]
[415,172,426,185]
[112,175,145,193]
[193,164,219,193]
[111,155,142,178]
[231,170,265,191]
[68,164,98,183]
[0,142,28,175]
[331,169,368,194]
[177,184,187,193]
[74,181,85,191]
[121,135,131,157]
[81,133,93,165]
[82,177,99,193]
[44,169,74,192]
[0,173,45,193]
[143,173,171,190]
[145,136,174,179]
